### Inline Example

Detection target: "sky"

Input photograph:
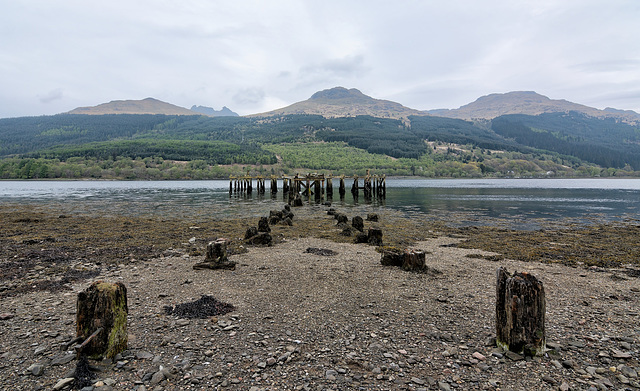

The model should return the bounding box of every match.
[1,0,639,118]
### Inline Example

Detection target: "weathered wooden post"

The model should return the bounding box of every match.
[271,176,278,194]
[326,176,333,198]
[402,250,426,271]
[194,239,236,270]
[76,281,128,359]
[496,267,546,356]
[339,176,346,197]
[367,227,383,245]
[351,176,359,198]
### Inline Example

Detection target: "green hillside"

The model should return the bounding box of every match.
[0,112,638,179]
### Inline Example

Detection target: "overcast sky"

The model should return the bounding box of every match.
[1,0,639,118]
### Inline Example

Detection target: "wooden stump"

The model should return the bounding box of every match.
[367,227,383,246]
[380,247,404,266]
[76,281,128,359]
[194,239,236,270]
[258,216,271,232]
[496,267,546,356]
[244,226,258,240]
[335,213,348,225]
[352,216,364,232]
[402,250,426,271]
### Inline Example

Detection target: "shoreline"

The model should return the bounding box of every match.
[1,204,639,390]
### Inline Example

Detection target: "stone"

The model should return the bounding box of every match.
[53,378,75,390]
[27,363,45,376]
[504,350,524,361]
[366,213,379,222]
[150,370,165,385]
[472,352,486,361]
[438,381,451,391]
[51,353,76,366]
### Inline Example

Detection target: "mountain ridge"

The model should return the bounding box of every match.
[67,98,197,116]
[428,91,640,123]
[63,89,640,124]
[251,87,428,119]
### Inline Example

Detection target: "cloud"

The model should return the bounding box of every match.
[38,88,64,104]
[232,88,266,106]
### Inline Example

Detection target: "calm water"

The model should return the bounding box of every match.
[1,178,639,228]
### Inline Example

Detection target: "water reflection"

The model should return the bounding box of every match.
[1,179,639,228]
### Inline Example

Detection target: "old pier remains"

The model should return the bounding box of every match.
[229,170,386,201]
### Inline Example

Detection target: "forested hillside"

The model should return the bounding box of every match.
[1,112,638,179]
[491,112,640,170]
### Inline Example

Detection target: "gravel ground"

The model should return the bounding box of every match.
[1,231,639,391]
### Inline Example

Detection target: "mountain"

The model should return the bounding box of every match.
[190,105,239,117]
[253,87,428,119]
[429,91,640,123]
[68,98,197,116]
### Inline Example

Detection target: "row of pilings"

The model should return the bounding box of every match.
[229,170,386,201]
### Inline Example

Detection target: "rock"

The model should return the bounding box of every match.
[411,377,425,385]
[136,351,154,359]
[612,350,632,359]
[542,375,556,385]
[366,213,379,222]
[53,378,75,390]
[504,351,524,361]
[438,381,451,391]
[472,352,486,361]
[150,370,165,385]
[51,353,76,366]
[27,363,45,376]
[621,365,638,378]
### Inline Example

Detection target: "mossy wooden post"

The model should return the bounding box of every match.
[496,267,546,356]
[339,176,346,198]
[76,281,128,359]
